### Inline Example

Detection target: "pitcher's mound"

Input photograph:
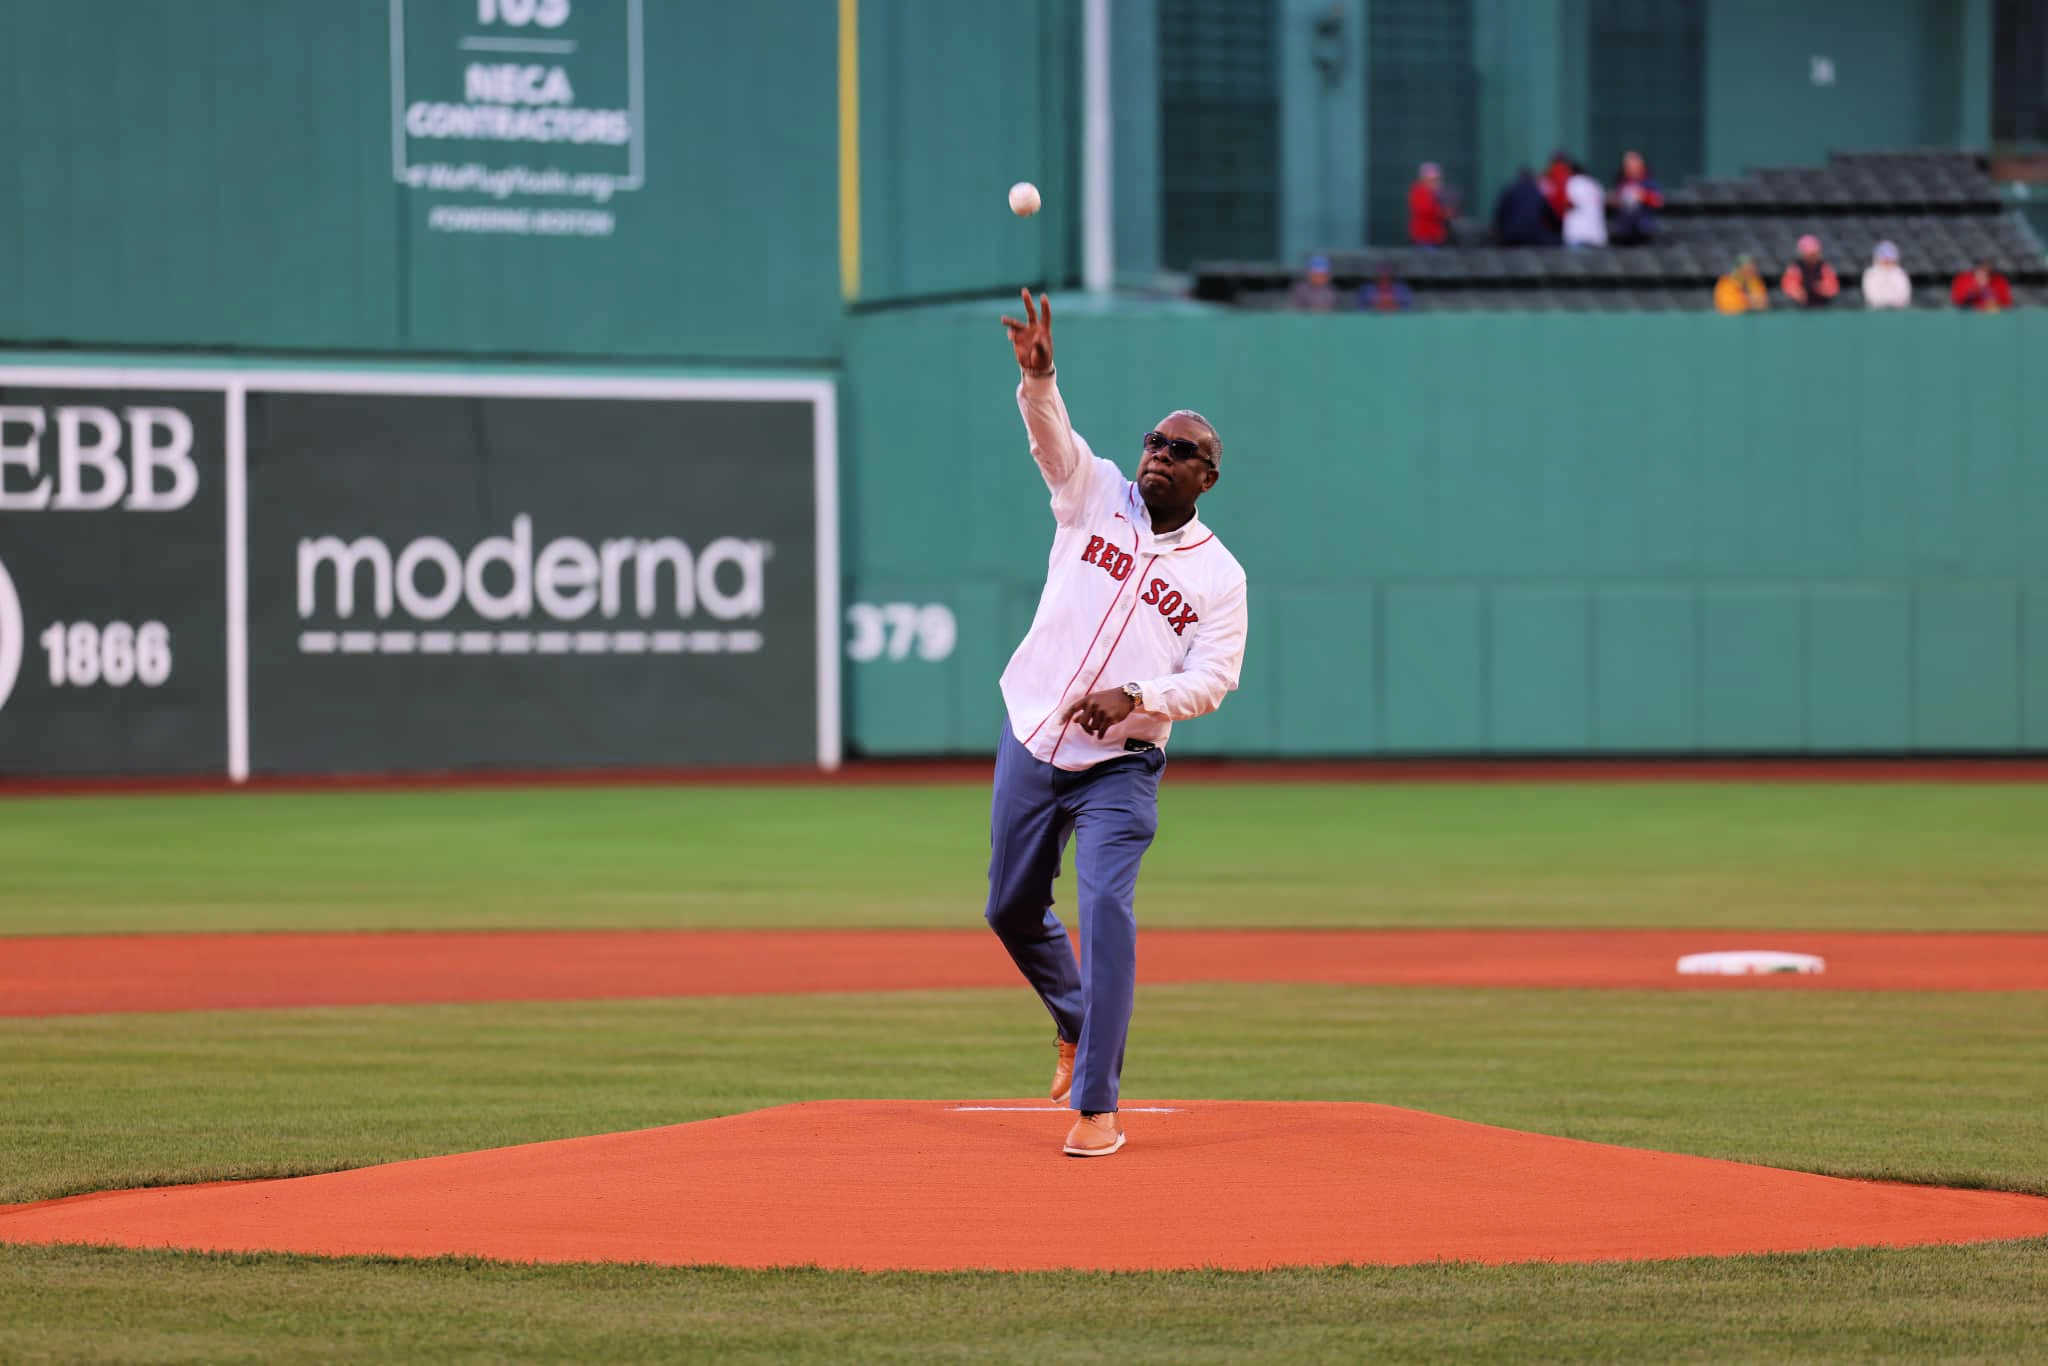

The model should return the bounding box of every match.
[5,1101,2047,1271]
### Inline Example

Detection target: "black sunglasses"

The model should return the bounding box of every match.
[1142,430,1214,468]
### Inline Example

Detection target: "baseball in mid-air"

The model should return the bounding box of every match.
[1008,181,1041,217]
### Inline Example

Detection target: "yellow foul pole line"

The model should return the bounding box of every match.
[838,0,860,301]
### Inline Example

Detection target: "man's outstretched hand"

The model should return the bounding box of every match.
[1064,687,1135,737]
[1001,288,1054,376]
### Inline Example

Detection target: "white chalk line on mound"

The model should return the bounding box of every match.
[948,1106,1182,1113]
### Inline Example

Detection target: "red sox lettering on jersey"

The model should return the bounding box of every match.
[999,373,1250,770]
[1079,536,1202,636]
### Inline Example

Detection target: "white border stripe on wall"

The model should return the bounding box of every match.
[387,0,407,183]
[814,384,842,771]
[0,364,840,777]
[224,381,249,782]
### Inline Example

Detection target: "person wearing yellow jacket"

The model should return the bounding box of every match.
[1715,255,1769,313]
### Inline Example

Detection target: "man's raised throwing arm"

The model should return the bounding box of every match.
[1002,289,1099,523]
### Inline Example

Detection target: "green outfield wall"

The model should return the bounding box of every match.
[0,1,1997,331]
[0,0,1078,356]
[842,303,2048,756]
[0,0,843,362]
[853,0,1078,305]
[2,3,2035,768]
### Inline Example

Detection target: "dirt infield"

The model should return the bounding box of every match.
[5,928,2044,1017]
[5,1100,2047,1271]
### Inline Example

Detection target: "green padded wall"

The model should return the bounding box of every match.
[1704,0,1974,177]
[1,0,842,362]
[854,0,1077,304]
[1,1,399,352]
[843,301,2048,756]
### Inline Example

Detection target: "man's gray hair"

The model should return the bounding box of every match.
[1163,409,1222,464]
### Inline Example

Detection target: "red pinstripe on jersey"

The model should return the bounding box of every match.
[1022,525,1144,747]
[1047,554,1161,765]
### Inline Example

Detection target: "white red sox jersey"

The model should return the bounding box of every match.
[999,371,1250,770]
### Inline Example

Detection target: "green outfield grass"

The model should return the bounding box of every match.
[3,782,2047,932]
[7,1241,2046,1364]
[5,986,2046,1205]
[4,781,2047,1361]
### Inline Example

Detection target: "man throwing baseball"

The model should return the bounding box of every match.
[987,289,1249,1158]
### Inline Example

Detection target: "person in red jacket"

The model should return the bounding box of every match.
[1950,259,2014,311]
[1408,163,1451,247]
[1540,151,1574,224]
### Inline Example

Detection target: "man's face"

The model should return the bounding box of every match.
[1801,245,1821,262]
[1138,414,1218,506]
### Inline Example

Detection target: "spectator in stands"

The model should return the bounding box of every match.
[1563,163,1607,247]
[1608,150,1663,246]
[1288,254,1344,312]
[1541,151,1574,225]
[1950,258,2013,311]
[1714,255,1769,314]
[1860,240,1911,310]
[1493,167,1559,246]
[1358,263,1414,313]
[1780,234,1839,307]
[1408,163,1451,247]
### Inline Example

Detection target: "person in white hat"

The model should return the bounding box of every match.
[1861,240,1911,310]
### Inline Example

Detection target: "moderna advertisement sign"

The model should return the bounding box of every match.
[0,368,837,777]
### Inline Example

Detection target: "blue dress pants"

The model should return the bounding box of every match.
[983,724,1164,1114]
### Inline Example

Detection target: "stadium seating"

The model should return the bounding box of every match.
[1192,150,2048,311]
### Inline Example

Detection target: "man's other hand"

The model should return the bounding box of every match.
[1001,289,1054,376]
[1064,687,1135,737]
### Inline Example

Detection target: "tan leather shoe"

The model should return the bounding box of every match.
[1050,1038,1077,1104]
[1062,1111,1125,1158]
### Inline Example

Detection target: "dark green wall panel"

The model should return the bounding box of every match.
[1914,584,2021,748]
[2026,588,2048,747]
[1271,590,1376,753]
[1382,587,1485,750]
[1488,587,1591,751]
[1594,587,1696,750]
[1806,588,1913,751]
[1699,588,1803,749]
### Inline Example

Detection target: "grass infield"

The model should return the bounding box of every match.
[4,781,2046,1360]
[4,986,2046,1206]
[3,782,2046,933]
[6,1241,2047,1364]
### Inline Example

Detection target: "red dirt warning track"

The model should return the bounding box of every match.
[5,1101,2047,1271]
[4,929,2044,1017]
